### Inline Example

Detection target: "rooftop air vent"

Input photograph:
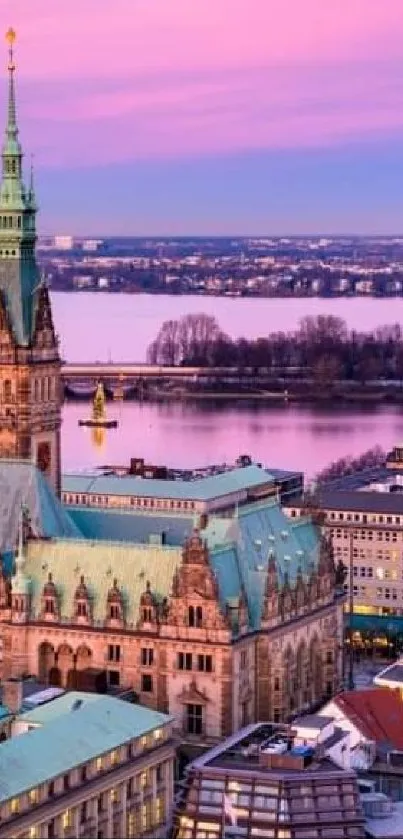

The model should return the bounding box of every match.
[284,554,291,561]
[296,549,304,556]
[281,530,289,539]
[268,535,276,542]
[254,539,262,548]
[256,564,265,572]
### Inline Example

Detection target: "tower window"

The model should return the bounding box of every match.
[17,216,21,229]
[3,380,12,402]
[188,605,203,628]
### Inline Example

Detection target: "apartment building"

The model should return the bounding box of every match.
[285,461,403,639]
[0,691,175,839]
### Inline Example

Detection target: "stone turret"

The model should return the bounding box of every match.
[11,508,30,623]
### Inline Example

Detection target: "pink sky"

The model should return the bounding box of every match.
[1,0,403,167]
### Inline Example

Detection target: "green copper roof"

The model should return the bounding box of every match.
[25,537,182,625]
[205,499,320,630]
[62,464,275,501]
[0,34,40,345]
[21,497,320,633]
[0,695,172,803]
[0,460,81,554]
[67,506,194,545]
[18,691,105,726]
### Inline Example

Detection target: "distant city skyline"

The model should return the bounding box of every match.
[3,0,403,234]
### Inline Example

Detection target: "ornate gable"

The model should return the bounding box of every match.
[177,679,210,705]
[261,552,280,626]
[32,283,58,351]
[166,530,229,633]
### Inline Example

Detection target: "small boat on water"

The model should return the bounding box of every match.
[78,382,118,429]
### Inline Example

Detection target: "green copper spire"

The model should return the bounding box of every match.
[0,28,39,345]
[5,28,19,146]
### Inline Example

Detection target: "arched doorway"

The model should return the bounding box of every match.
[38,641,55,683]
[66,668,78,690]
[76,644,92,674]
[57,644,74,686]
[48,666,62,687]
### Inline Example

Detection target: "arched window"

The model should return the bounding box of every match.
[3,380,12,402]
[188,606,203,628]
[142,607,152,622]
[110,604,119,620]
[45,599,54,614]
[77,601,87,618]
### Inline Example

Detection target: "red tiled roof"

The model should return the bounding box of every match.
[335,688,403,749]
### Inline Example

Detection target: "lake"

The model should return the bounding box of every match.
[56,292,403,478]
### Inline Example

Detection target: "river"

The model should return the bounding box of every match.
[55,292,403,478]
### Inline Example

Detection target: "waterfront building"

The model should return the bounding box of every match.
[0,33,344,745]
[170,719,366,839]
[285,455,403,642]
[0,30,62,495]
[0,691,174,839]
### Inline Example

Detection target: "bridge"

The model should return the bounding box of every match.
[61,363,236,380]
[61,363,305,397]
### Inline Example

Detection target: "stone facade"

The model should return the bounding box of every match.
[0,31,61,495]
[0,530,345,743]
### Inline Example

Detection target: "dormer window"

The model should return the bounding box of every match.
[74,575,91,623]
[188,605,203,628]
[106,578,124,626]
[77,601,87,618]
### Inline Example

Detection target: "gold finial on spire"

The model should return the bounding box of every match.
[6,28,16,71]
[6,28,16,45]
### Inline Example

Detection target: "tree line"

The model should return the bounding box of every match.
[147,312,403,383]
[313,447,386,488]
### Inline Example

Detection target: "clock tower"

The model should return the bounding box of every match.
[0,29,61,494]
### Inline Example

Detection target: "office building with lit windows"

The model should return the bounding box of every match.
[0,692,175,839]
[285,456,403,641]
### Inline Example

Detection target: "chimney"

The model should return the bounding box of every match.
[2,678,23,714]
